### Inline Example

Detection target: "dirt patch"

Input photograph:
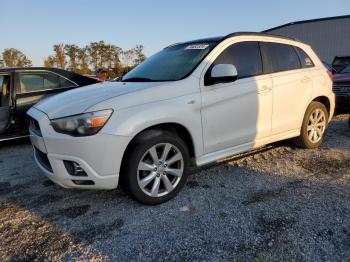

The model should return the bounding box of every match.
[42,180,55,187]
[0,203,107,261]
[0,183,11,195]
[30,194,64,209]
[242,190,281,205]
[47,205,90,220]
[298,153,350,174]
[256,216,295,234]
[73,219,124,244]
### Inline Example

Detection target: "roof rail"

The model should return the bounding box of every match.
[223,31,300,42]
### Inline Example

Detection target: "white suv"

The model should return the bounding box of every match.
[28,32,335,204]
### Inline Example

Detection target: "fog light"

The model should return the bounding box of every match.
[64,161,88,177]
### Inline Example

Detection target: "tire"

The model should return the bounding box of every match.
[293,101,328,149]
[121,130,191,205]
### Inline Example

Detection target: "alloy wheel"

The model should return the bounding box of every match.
[137,143,184,197]
[307,108,326,143]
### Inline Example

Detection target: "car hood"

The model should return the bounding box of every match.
[333,73,350,82]
[34,81,169,119]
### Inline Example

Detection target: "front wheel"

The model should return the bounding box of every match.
[293,101,328,149]
[121,130,190,205]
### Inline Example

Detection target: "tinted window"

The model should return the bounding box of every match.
[295,47,314,68]
[19,72,76,93]
[340,65,350,74]
[0,75,11,107]
[60,77,76,88]
[211,42,262,79]
[261,42,301,73]
[333,57,350,66]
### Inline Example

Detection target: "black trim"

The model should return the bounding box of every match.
[28,116,42,136]
[34,147,53,173]
[264,15,350,32]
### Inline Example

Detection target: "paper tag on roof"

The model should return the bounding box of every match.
[185,44,209,50]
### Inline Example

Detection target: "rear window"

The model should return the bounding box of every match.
[333,57,350,66]
[261,42,301,73]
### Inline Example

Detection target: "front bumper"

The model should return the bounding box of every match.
[27,107,131,190]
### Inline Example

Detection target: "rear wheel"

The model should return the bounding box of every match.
[121,130,190,205]
[293,101,328,149]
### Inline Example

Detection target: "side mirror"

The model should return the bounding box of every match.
[208,64,238,85]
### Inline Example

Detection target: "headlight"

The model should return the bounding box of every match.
[51,109,113,136]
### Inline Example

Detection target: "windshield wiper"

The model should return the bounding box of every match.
[122,77,155,82]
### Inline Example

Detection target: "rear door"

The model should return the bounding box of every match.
[15,70,78,115]
[0,74,12,133]
[260,42,313,135]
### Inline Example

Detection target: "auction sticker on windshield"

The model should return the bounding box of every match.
[185,44,209,50]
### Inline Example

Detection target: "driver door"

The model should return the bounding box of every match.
[200,41,273,154]
[0,74,11,134]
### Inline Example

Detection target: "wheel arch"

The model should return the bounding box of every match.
[120,122,197,174]
[312,96,331,117]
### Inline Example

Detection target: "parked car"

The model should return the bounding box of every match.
[332,56,350,72]
[333,64,350,113]
[0,67,99,141]
[28,32,335,204]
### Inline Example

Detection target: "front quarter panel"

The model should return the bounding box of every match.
[99,92,204,157]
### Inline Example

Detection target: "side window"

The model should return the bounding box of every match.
[261,42,301,73]
[19,74,44,93]
[295,47,314,68]
[60,77,77,88]
[18,72,76,93]
[0,75,11,107]
[43,73,60,89]
[211,41,263,79]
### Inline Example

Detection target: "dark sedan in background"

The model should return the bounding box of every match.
[333,65,350,114]
[0,67,99,141]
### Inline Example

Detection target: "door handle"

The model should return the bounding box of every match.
[257,85,272,94]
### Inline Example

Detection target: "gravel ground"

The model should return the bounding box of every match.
[0,115,350,261]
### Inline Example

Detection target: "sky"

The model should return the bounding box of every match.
[0,0,349,66]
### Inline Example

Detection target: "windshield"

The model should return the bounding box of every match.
[340,65,350,74]
[122,42,217,82]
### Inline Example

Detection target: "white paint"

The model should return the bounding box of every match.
[27,34,335,191]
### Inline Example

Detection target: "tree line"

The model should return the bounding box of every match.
[0,41,147,78]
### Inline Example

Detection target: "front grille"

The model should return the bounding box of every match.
[34,147,53,173]
[333,85,350,95]
[28,116,42,136]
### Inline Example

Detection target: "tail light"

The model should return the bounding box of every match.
[326,70,333,81]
